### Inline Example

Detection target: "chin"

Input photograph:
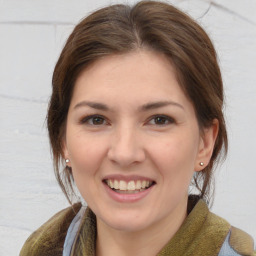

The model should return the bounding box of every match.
[99,209,154,233]
[107,220,149,233]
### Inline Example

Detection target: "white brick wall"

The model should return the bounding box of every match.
[0,0,255,255]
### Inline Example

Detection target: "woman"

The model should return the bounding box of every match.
[20,1,255,255]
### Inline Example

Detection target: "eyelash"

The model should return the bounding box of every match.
[79,114,175,126]
[80,115,108,125]
[147,115,175,126]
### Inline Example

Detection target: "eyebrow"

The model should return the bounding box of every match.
[74,101,109,111]
[139,101,184,111]
[73,100,184,111]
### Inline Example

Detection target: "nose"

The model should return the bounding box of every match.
[107,125,146,167]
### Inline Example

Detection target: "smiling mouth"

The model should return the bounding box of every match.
[103,179,155,194]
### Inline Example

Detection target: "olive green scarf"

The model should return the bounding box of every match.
[20,198,255,256]
[72,199,230,256]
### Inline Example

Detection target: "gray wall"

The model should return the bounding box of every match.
[0,0,255,255]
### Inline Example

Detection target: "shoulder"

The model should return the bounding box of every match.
[189,199,255,256]
[229,226,255,255]
[206,210,255,256]
[20,203,82,256]
[218,226,255,256]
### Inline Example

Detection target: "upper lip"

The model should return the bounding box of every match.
[102,174,155,183]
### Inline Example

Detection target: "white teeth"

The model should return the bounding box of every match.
[136,180,142,190]
[105,179,153,191]
[109,180,114,188]
[107,180,114,188]
[119,180,127,190]
[114,180,119,190]
[127,181,136,190]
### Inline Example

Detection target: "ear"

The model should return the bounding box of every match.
[195,119,219,171]
[62,138,71,167]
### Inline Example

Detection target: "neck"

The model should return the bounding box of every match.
[96,198,188,256]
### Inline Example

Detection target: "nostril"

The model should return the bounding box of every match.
[107,146,146,167]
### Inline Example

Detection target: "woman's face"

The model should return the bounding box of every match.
[63,50,215,233]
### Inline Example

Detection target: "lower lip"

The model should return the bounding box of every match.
[103,182,154,203]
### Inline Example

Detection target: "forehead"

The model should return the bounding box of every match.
[70,50,191,110]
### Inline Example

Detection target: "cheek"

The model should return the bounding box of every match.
[67,133,107,176]
[67,135,108,201]
[148,133,199,178]
[149,137,198,205]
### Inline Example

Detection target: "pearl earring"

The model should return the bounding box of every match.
[199,162,204,166]
[65,159,70,163]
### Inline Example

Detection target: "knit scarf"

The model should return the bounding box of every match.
[71,198,231,256]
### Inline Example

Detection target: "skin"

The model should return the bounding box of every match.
[63,50,218,256]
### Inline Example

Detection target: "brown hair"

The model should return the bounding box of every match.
[47,0,228,204]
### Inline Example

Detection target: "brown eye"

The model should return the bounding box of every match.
[91,116,105,125]
[154,116,169,125]
[80,115,107,125]
[148,115,175,125]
